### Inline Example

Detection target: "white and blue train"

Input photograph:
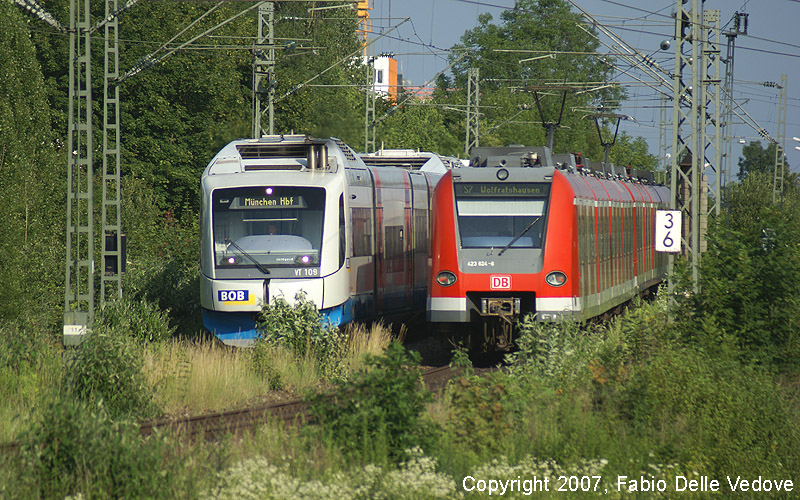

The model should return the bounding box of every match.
[200,135,453,346]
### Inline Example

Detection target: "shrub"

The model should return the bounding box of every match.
[96,296,176,343]
[65,327,161,420]
[250,344,285,390]
[447,372,512,457]
[13,396,176,500]
[0,317,58,374]
[123,257,202,338]
[256,292,346,377]
[505,315,601,384]
[624,347,800,476]
[201,448,457,500]
[305,341,435,460]
[676,177,800,370]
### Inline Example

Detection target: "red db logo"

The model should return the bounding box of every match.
[490,275,511,290]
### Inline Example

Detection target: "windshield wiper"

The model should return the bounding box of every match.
[225,239,270,275]
[497,217,541,256]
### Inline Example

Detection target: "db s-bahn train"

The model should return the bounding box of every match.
[427,146,669,351]
[200,135,449,346]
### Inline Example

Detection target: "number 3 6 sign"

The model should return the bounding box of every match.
[655,210,682,253]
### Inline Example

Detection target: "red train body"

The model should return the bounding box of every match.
[427,147,669,349]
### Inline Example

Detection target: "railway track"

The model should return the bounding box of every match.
[1,364,483,455]
[138,365,460,440]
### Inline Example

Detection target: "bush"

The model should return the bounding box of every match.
[447,372,512,457]
[96,296,176,343]
[673,213,800,369]
[65,327,161,421]
[250,345,285,390]
[122,178,202,337]
[123,257,202,338]
[624,346,800,476]
[505,314,603,384]
[305,341,435,460]
[256,292,345,377]
[0,317,59,374]
[12,396,176,500]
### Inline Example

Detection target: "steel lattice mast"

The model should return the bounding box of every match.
[253,1,275,138]
[465,67,480,155]
[773,74,787,205]
[101,0,123,305]
[669,0,704,293]
[64,0,94,343]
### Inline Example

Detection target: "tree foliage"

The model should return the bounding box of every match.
[675,172,800,369]
[427,0,637,162]
[0,3,64,326]
[737,140,789,181]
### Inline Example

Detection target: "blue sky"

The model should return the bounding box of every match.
[368,0,800,172]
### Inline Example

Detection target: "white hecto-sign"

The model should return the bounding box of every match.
[655,210,682,253]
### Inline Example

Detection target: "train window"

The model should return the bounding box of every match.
[211,186,325,269]
[414,208,428,253]
[384,225,406,273]
[351,207,373,257]
[455,198,547,249]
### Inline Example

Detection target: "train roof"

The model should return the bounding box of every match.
[469,146,555,168]
[465,147,660,186]
[359,149,461,174]
[203,135,366,176]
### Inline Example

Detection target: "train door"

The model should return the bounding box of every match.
[410,172,431,309]
[346,168,376,319]
[369,168,411,314]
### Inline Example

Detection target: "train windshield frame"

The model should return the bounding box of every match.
[454,182,550,249]
[212,186,325,270]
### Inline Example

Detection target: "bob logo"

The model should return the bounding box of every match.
[218,290,251,303]
[490,275,511,290]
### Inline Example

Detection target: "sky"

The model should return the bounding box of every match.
[366,0,800,173]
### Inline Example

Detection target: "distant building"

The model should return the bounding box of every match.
[371,54,399,102]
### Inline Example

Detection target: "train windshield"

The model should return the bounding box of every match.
[212,186,325,269]
[454,182,549,249]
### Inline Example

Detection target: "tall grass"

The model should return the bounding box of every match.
[141,322,395,415]
[0,319,63,442]
[4,292,799,499]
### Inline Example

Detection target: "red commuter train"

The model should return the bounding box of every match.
[427,146,670,351]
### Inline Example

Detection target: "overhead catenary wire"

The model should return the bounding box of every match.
[277,17,410,102]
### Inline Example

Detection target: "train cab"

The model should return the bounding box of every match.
[427,146,669,351]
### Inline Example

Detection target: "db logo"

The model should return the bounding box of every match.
[490,275,511,290]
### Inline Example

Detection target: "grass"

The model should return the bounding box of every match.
[0,351,62,443]
[141,321,395,416]
[3,297,800,499]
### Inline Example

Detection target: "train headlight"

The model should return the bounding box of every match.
[294,255,317,265]
[436,271,457,287]
[545,271,567,287]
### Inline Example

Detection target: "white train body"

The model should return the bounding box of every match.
[200,136,446,346]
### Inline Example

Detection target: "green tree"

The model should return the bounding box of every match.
[435,0,623,157]
[273,2,364,146]
[609,132,658,170]
[677,172,800,369]
[378,102,462,156]
[737,140,785,180]
[0,3,64,327]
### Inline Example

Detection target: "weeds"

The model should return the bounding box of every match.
[256,292,346,377]
[305,341,435,460]
[12,396,177,500]
[95,296,176,343]
[65,326,161,421]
